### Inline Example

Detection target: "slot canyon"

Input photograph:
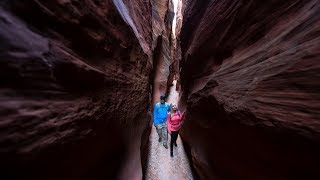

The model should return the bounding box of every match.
[0,0,319,180]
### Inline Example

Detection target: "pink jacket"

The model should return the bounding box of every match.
[167,111,184,133]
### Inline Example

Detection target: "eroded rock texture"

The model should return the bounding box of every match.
[179,0,320,179]
[151,0,174,103]
[0,1,153,179]
[172,0,184,92]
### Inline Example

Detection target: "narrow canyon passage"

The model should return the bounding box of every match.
[0,0,320,180]
[146,80,193,180]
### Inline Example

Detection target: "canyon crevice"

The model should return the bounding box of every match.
[1,0,320,180]
[151,0,174,104]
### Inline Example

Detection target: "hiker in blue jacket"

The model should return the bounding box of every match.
[153,94,171,148]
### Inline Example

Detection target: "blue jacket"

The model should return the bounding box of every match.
[153,102,171,124]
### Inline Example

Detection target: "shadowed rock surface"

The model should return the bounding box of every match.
[178,0,320,179]
[0,1,153,179]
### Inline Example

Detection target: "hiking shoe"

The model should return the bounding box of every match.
[163,144,168,149]
[158,138,162,142]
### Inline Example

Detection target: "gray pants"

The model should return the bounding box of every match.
[155,123,168,145]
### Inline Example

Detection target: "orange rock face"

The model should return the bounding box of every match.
[179,0,320,179]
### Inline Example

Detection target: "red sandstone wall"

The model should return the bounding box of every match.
[179,0,320,179]
[151,0,174,104]
[0,1,153,179]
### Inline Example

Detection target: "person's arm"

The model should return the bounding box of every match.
[167,104,171,113]
[167,113,171,123]
[181,111,185,120]
[153,104,158,121]
[180,111,185,124]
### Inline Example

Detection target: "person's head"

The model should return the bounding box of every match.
[172,104,177,112]
[160,94,166,104]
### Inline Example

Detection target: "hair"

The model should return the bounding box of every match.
[160,94,166,100]
[169,105,181,118]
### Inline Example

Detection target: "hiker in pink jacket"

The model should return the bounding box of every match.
[167,104,184,157]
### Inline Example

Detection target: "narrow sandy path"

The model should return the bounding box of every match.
[145,80,193,180]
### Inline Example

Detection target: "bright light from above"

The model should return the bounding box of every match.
[172,0,178,37]
[173,0,178,13]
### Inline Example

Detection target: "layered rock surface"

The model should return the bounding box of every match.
[172,0,184,92]
[0,1,153,179]
[179,0,320,179]
[151,0,174,103]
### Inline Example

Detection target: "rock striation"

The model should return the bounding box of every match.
[179,0,320,179]
[151,0,174,103]
[0,0,154,179]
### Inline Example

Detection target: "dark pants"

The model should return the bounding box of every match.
[170,130,179,154]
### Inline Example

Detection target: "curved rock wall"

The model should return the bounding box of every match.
[179,0,320,179]
[172,0,184,92]
[151,0,174,103]
[0,1,153,179]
